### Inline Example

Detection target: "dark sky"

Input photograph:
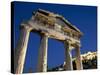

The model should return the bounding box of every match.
[13,1,97,73]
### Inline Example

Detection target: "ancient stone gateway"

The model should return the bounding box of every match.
[14,9,83,74]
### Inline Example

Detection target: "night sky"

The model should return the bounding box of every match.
[13,1,97,73]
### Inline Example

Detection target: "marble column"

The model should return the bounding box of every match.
[75,44,83,70]
[14,25,31,74]
[37,33,48,72]
[64,40,73,70]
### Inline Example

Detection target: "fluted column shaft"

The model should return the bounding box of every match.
[37,33,48,72]
[14,25,31,74]
[64,40,73,70]
[75,45,83,70]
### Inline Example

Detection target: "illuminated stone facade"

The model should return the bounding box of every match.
[14,9,83,74]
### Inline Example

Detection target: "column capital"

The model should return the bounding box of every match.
[20,23,33,32]
[75,42,81,48]
[64,39,71,45]
[64,39,74,51]
[41,31,49,37]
